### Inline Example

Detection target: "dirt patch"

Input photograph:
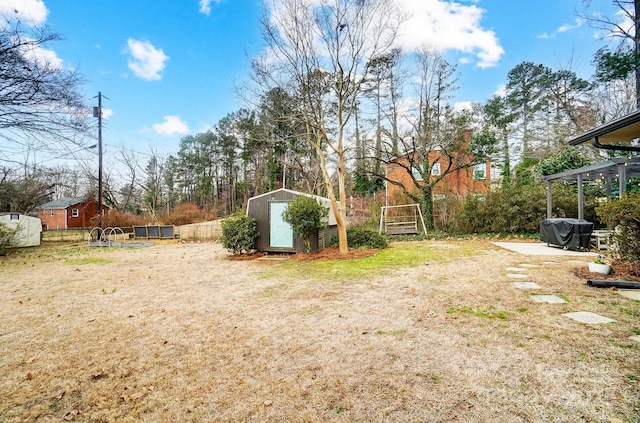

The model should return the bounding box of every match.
[289,246,379,261]
[1,240,639,422]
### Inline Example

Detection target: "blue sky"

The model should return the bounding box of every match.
[3,0,622,160]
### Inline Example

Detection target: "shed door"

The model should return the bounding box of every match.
[269,202,293,249]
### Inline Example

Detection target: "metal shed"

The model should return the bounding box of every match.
[0,213,42,247]
[246,188,339,253]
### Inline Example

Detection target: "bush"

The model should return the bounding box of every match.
[449,182,600,235]
[220,213,259,255]
[0,222,17,255]
[101,210,146,228]
[158,203,217,226]
[338,227,388,250]
[596,192,640,271]
[281,195,329,252]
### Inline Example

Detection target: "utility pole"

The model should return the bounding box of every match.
[93,92,106,227]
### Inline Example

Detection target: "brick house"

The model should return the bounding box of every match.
[37,197,109,230]
[385,149,491,204]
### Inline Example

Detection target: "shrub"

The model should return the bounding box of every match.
[281,195,329,252]
[158,203,217,226]
[101,210,146,228]
[596,192,640,271]
[0,222,17,255]
[220,213,259,255]
[449,182,600,235]
[342,227,388,250]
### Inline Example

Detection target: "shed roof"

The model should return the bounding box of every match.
[247,188,340,226]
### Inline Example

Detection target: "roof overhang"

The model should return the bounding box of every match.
[544,156,640,182]
[567,109,640,151]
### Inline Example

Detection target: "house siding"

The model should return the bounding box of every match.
[38,200,107,230]
[386,153,491,204]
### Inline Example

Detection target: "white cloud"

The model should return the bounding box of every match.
[558,18,584,33]
[395,0,504,68]
[199,0,221,15]
[101,108,114,119]
[24,40,64,69]
[152,115,189,136]
[125,38,169,81]
[0,0,48,27]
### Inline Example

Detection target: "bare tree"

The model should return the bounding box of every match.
[256,0,405,253]
[581,0,640,108]
[0,14,91,162]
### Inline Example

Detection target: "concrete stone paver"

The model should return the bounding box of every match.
[530,295,567,304]
[519,264,539,268]
[563,311,616,324]
[512,282,541,289]
[617,290,640,301]
[630,336,640,344]
[505,267,527,272]
[506,273,528,279]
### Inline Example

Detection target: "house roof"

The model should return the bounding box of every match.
[38,197,87,209]
[568,109,640,147]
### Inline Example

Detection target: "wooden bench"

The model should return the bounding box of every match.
[385,221,418,235]
[590,230,612,250]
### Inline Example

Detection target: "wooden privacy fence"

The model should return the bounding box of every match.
[176,220,222,240]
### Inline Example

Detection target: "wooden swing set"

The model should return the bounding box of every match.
[378,204,427,235]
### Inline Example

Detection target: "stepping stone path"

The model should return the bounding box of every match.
[504,263,621,328]
[563,311,616,324]
[505,267,527,272]
[512,282,541,289]
[630,336,640,344]
[530,295,567,304]
[617,290,640,301]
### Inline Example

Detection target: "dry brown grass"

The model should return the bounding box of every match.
[1,240,639,422]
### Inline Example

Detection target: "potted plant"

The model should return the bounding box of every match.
[588,255,611,275]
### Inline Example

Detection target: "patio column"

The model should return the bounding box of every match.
[618,163,627,197]
[606,177,612,199]
[577,174,584,220]
[546,179,552,219]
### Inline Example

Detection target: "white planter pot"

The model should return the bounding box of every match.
[589,262,611,275]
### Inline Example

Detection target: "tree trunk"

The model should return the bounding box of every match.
[420,184,435,230]
[635,0,640,108]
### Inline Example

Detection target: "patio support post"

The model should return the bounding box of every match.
[577,174,584,220]
[546,180,552,219]
[606,177,612,199]
[618,163,627,197]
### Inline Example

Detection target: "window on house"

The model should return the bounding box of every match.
[473,163,486,180]
[10,213,19,221]
[50,209,54,216]
[71,208,79,218]
[411,166,423,181]
[431,163,441,176]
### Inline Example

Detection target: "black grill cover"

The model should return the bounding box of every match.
[540,218,594,249]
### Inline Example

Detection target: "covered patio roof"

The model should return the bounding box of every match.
[544,109,640,221]
[567,109,640,151]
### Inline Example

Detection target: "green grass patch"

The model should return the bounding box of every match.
[65,257,114,266]
[620,307,640,318]
[264,242,478,282]
[374,329,407,339]
[446,305,508,320]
